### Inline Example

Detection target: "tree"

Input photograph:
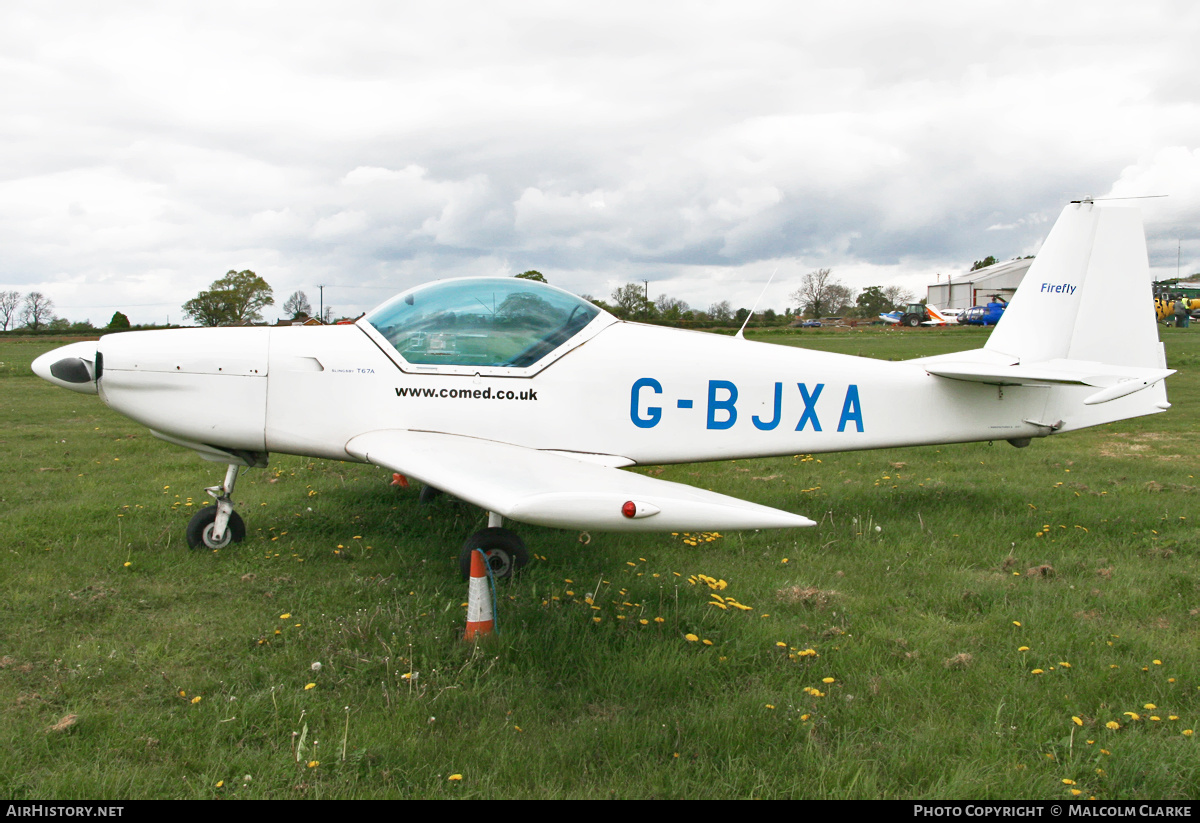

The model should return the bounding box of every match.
[283,290,312,318]
[107,311,131,331]
[611,283,651,319]
[970,255,998,271]
[322,306,335,324]
[182,270,274,326]
[21,292,54,331]
[882,285,913,309]
[708,300,733,324]
[855,285,892,317]
[515,270,547,283]
[0,290,20,331]
[790,269,850,318]
[825,283,855,315]
[654,294,690,323]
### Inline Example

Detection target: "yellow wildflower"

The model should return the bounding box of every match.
[448,774,463,781]
[191,696,202,704]
[1062,779,1076,785]
[1072,716,1083,726]
[1106,721,1120,730]
[307,761,318,768]
[305,683,316,690]
[685,633,699,642]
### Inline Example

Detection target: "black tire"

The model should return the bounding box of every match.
[419,484,444,505]
[904,315,921,327]
[186,506,246,550]
[459,527,529,579]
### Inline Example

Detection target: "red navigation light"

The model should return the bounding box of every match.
[621,501,637,518]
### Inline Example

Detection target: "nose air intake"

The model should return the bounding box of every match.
[31,341,101,395]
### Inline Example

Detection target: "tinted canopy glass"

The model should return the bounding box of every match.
[365,278,601,368]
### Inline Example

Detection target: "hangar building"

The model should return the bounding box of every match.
[926,258,1033,309]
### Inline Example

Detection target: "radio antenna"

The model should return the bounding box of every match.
[736,267,779,340]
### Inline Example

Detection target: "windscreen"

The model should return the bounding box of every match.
[365,278,601,368]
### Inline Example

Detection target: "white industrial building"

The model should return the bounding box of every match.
[926,258,1033,309]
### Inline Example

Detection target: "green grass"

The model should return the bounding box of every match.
[1,329,1198,799]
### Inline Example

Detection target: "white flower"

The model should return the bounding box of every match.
[311,661,322,672]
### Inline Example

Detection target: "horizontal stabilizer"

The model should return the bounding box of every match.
[345,430,815,532]
[923,358,1174,400]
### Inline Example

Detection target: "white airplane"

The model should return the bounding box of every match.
[33,201,1173,577]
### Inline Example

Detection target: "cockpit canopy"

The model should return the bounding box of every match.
[362,278,607,375]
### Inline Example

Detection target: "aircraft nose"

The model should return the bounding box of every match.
[32,341,101,395]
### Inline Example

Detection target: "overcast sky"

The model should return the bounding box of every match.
[3,0,1199,325]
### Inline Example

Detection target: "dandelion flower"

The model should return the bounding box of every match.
[1013,621,1022,627]
[1184,730,1194,737]
[1032,669,1044,674]
[1062,779,1076,785]
[1070,789,1082,797]
[280,613,291,620]
[1072,716,1083,726]
[1106,721,1120,730]
[685,633,699,642]
[702,639,713,646]
[1153,659,1162,665]
[307,761,319,769]
[1018,646,1029,652]
[216,780,224,788]
[448,774,463,781]
[305,683,316,690]
[765,704,775,710]
[191,696,202,704]
[1144,703,1156,710]
[822,677,835,684]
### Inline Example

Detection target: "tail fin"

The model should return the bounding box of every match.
[915,201,1172,429]
[985,201,1161,369]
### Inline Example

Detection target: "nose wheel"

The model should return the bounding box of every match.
[186,464,246,550]
[187,506,246,549]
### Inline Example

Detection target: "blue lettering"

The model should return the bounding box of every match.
[707,380,738,430]
[630,378,662,428]
[837,384,863,432]
[795,383,824,431]
[752,382,783,431]
[677,399,693,409]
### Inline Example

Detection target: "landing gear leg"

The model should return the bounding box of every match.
[459,512,529,579]
[187,464,246,550]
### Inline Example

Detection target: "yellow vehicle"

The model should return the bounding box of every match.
[1154,294,1199,325]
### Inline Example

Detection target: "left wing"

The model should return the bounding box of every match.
[345,429,815,532]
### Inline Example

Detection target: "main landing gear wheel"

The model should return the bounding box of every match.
[186,507,246,550]
[459,527,529,579]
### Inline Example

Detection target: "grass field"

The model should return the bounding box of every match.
[1,326,1197,799]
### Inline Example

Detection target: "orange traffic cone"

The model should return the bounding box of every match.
[464,549,494,640]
